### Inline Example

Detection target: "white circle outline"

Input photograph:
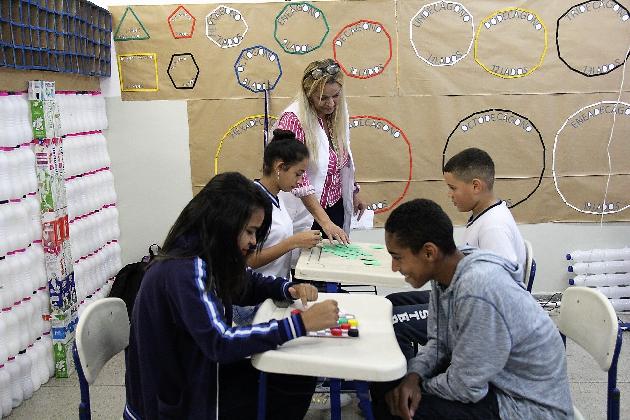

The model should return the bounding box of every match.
[205,5,249,49]
[409,1,474,67]
[552,100,630,215]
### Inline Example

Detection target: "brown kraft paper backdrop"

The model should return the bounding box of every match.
[110,1,397,100]
[120,0,630,225]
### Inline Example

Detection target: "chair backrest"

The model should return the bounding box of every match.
[523,239,536,292]
[558,287,618,371]
[75,297,130,384]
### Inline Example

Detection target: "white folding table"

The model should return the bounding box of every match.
[294,242,410,291]
[251,293,407,420]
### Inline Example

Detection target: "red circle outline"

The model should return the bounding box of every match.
[333,20,393,79]
[351,115,412,213]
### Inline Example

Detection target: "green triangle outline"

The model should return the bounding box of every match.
[114,6,150,41]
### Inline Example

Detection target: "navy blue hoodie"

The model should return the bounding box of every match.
[123,256,305,420]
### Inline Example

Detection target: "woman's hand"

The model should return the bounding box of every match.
[385,373,422,420]
[353,192,366,221]
[321,220,349,245]
[300,299,339,332]
[288,283,318,306]
[290,230,322,249]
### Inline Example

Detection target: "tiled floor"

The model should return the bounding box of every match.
[5,315,629,420]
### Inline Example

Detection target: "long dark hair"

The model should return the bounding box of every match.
[262,129,310,175]
[160,172,272,301]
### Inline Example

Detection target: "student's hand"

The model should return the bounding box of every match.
[288,283,318,306]
[300,299,339,332]
[353,192,366,221]
[385,373,422,420]
[290,230,322,249]
[321,221,349,245]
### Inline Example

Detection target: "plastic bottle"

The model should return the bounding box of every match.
[0,152,11,202]
[0,311,8,365]
[14,301,29,352]
[3,307,19,358]
[0,92,12,147]
[0,259,11,311]
[8,148,23,200]
[26,344,42,392]
[6,356,23,408]
[569,273,630,287]
[568,260,630,275]
[33,338,50,387]
[5,254,20,306]
[23,296,37,345]
[16,350,33,400]
[1,94,18,148]
[40,332,54,379]
[15,94,33,145]
[22,147,37,195]
[566,248,630,262]
[0,363,12,417]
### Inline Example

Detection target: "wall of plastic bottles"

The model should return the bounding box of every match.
[0,85,121,417]
[567,248,630,313]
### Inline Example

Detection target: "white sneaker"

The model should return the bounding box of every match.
[309,392,352,410]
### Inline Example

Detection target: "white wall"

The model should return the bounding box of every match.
[99,0,630,294]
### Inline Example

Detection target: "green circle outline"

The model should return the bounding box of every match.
[273,2,329,55]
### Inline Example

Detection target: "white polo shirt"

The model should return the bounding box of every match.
[254,181,294,279]
[462,200,526,281]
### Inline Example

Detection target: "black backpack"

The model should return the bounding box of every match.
[109,244,159,320]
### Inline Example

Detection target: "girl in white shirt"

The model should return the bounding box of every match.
[234,129,322,324]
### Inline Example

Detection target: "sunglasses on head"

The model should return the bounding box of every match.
[306,63,340,80]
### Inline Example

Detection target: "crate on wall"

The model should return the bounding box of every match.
[0,0,112,77]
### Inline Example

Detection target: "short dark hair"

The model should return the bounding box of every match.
[385,199,457,255]
[443,147,495,189]
[161,172,272,302]
[262,129,309,175]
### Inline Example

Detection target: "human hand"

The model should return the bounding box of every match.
[291,230,322,249]
[384,373,422,420]
[300,299,339,332]
[321,221,350,245]
[288,283,318,307]
[353,192,366,221]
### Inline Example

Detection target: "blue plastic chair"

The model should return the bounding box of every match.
[73,298,129,420]
[558,287,623,420]
[523,239,536,292]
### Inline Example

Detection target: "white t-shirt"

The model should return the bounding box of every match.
[254,181,293,279]
[461,200,526,281]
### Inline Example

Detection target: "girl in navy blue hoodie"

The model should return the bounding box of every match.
[124,172,340,420]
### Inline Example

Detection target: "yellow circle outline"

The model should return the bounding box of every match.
[214,114,278,174]
[473,8,548,79]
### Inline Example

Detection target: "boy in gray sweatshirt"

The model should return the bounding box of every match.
[376,199,573,420]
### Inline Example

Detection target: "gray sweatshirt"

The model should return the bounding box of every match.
[408,248,573,419]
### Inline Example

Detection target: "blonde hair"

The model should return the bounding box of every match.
[295,59,349,162]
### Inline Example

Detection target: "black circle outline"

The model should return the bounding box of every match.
[442,108,545,208]
[557,0,630,77]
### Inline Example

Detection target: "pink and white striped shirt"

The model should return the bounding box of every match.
[277,112,349,208]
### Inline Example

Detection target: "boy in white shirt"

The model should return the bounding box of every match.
[388,148,527,360]
[444,147,525,275]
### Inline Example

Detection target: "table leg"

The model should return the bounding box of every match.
[257,372,267,420]
[330,378,342,420]
[355,381,375,420]
[325,281,339,293]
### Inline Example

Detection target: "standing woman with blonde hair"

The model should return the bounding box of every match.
[276,58,365,245]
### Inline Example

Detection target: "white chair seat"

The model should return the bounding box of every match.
[559,287,622,420]
[75,297,129,384]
